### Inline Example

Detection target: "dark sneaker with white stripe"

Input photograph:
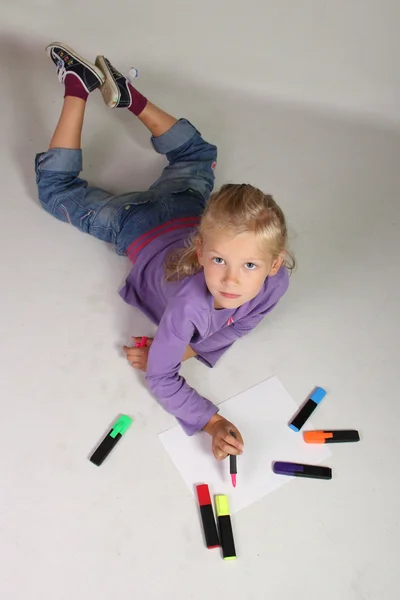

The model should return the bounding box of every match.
[46,42,105,93]
[95,56,134,108]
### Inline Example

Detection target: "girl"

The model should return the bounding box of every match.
[36,42,293,462]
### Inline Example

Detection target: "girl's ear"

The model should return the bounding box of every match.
[269,252,285,276]
[196,237,204,266]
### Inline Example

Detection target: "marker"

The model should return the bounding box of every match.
[229,431,237,488]
[304,430,360,444]
[134,336,148,348]
[289,387,326,432]
[273,461,332,480]
[196,485,220,549]
[90,415,132,466]
[215,495,236,560]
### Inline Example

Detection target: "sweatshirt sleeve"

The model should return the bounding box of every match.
[145,303,218,435]
[191,302,279,368]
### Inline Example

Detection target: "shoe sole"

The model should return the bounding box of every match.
[95,56,120,109]
[46,42,105,85]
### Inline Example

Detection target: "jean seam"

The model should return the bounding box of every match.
[54,190,92,214]
[59,203,71,223]
[53,190,117,240]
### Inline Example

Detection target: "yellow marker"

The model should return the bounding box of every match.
[215,495,236,560]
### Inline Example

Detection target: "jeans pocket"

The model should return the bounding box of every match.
[116,192,153,228]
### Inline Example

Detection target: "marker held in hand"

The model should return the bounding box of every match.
[134,336,148,348]
[229,431,238,488]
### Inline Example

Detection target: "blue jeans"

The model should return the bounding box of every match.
[35,119,217,256]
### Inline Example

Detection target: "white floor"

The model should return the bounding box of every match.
[1,2,400,599]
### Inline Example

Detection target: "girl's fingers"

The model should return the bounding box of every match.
[131,355,143,364]
[219,440,242,456]
[125,340,144,353]
[131,361,145,370]
[122,345,147,370]
[124,348,143,358]
[223,431,244,451]
[214,448,228,461]
[131,336,153,348]
[123,347,139,358]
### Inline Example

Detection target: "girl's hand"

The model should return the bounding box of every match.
[123,337,197,371]
[203,414,244,461]
[123,337,153,371]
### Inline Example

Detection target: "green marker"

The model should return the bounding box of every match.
[90,415,132,466]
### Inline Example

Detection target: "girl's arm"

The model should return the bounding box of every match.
[125,332,243,458]
[182,344,197,361]
[144,305,218,436]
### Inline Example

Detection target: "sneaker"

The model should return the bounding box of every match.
[95,56,133,108]
[46,42,105,93]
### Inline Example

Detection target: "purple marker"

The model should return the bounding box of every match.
[273,461,332,480]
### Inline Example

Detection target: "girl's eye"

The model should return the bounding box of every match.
[212,257,225,265]
[244,262,257,270]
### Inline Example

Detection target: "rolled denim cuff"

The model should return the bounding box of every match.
[35,148,83,173]
[151,119,198,155]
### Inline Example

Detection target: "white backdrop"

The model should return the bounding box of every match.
[1,2,399,599]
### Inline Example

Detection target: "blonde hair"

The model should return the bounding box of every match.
[165,183,295,281]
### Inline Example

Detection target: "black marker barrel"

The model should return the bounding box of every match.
[215,495,236,560]
[289,387,326,432]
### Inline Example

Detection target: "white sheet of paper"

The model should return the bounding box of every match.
[159,376,332,514]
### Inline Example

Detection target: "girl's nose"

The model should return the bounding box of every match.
[222,268,240,286]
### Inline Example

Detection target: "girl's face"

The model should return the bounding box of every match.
[197,230,283,309]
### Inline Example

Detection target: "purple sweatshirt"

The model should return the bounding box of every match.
[120,224,289,435]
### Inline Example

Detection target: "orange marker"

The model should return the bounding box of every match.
[304,430,360,444]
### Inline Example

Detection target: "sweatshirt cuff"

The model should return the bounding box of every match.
[194,348,226,368]
[195,354,214,368]
[178,404,219,436]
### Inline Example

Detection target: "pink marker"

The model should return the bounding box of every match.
[229,431,238,488]
[134,336,148,348]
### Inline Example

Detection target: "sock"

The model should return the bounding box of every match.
[127,82,148,116]
[64,73,89,102]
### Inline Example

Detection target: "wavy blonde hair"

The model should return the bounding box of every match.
[165,183,295,281]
